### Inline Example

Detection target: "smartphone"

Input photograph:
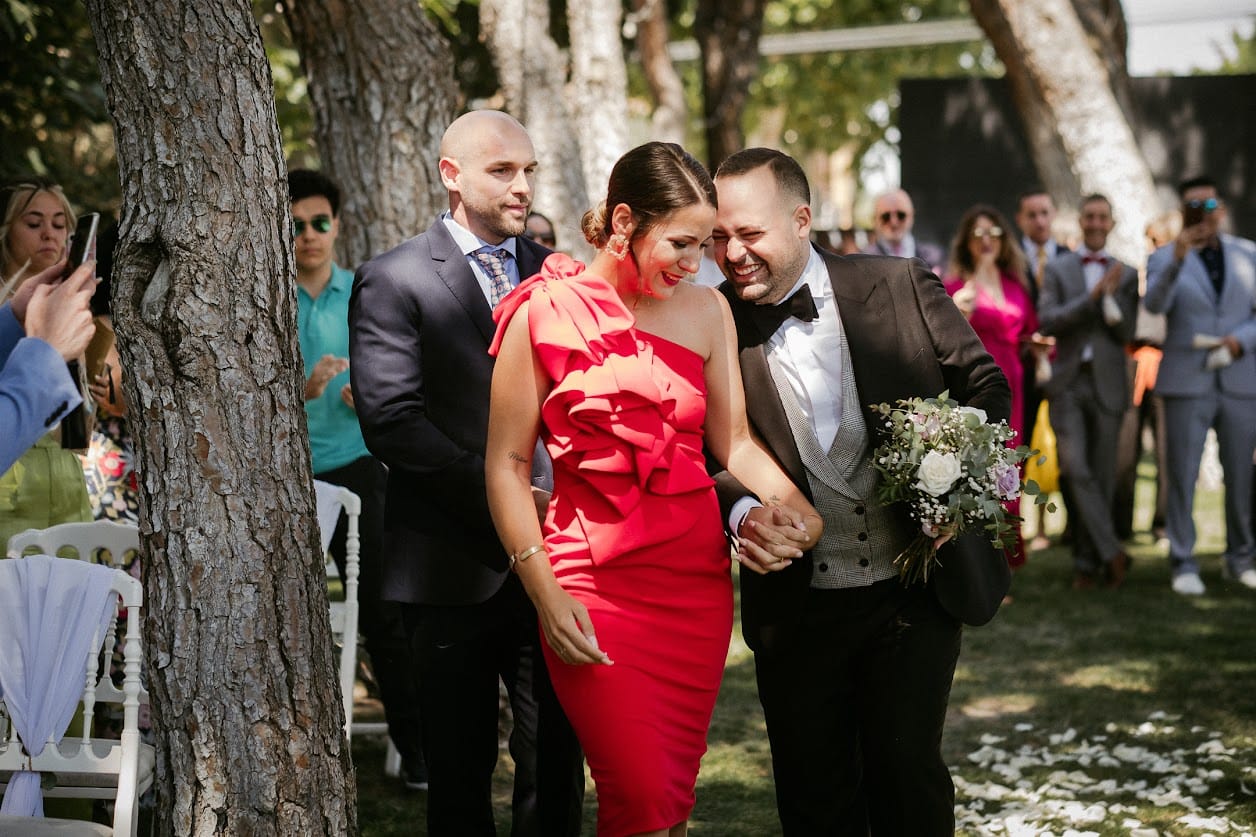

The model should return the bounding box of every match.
[63,212,101,279]
[1182,202,1205,228]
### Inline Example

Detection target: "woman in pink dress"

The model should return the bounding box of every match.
[485,142,822,837]
[943,204,1038,567]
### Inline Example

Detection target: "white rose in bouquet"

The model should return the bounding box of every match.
[915,450,962,496]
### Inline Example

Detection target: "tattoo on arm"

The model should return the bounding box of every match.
[768,494,781,504]
[507,450,528,464]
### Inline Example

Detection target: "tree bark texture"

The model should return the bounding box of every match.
[281,0,458,265]
[631,0,687,145]
[693,0,768,171]
[81,1,356,834]
[566,0,629,198]
[481,0,591,257]
[970,0,1157,263]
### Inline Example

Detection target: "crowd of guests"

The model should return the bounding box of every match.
[3,111,1254,836]
[822,180,1255,598]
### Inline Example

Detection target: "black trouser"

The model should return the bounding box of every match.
[755,578,961,836]
[403,577,584,837]
[317,455,424,770]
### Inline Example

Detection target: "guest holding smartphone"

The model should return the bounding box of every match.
[0,177,95,546]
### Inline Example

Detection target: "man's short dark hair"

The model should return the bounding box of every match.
[1016,188,1053,211]
[715,148,811,206]
[288,168,341,215]
[1178,175,1218,199]
[1080,193,1112,213]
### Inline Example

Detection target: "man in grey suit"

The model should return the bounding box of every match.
[1145,175,1256,595]
[1039,194,1139,589]
[349,110,583,835]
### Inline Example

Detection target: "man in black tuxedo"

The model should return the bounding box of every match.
[349,109,582,836]
[710,148,1010,836]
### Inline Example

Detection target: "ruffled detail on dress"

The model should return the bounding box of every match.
[489,254,715,564]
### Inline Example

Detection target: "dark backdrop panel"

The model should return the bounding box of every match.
[900,75,1256,251]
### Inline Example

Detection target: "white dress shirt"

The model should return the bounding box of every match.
[729,247,843,531]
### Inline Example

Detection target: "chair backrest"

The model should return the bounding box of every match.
[0,557,146,837]
[313,481,361,739]
[6,521,140,567]
[4,522,146,708]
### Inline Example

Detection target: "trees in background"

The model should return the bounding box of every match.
[280,0,457,265]
[971,0,1157,261]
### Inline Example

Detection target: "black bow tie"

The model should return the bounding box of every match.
[748,284,819,341]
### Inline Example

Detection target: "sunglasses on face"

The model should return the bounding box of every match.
[971,226,1004,240]
[525,230,556,246]
[293,215,333,236]
[1184,198,1219,214]
[879,211,908,223]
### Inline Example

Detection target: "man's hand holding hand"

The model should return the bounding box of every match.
[736,505,813,575]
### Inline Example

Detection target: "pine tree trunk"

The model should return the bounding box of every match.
[281,0,458,265]
[81,1,356,833]
[971,0,1156,262]
[566,0,629,198]
[481,0,591,257]
[693,0,768,170]
[631,0,687,145]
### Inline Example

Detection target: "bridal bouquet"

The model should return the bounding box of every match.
[872,391,1038,584]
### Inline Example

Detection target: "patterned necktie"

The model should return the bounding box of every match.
[473,247,514,306]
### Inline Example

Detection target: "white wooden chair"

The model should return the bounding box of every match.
[5,522,149,711]
[0,555,152,837]
[312,481,401,777]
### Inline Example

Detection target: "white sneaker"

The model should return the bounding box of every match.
[1222,565,1256,590]
[1171,573,1206,596]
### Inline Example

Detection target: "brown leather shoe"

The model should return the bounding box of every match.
[1072,572,1096,590]
[1105,551,1131,589]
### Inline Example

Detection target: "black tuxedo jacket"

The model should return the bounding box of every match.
[349,219,552,606]
[716,249,1012,650]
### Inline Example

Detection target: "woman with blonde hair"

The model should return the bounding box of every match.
[1,177,93,547]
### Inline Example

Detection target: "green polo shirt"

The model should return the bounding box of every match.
[297,263,369,473]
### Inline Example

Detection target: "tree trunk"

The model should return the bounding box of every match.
[481,0,591,256]
[630,0,687,145]
[280,0,458,265]
[81,1,355,833]
[567,0,629,196]
[970,0,1157,263]
[693,0,768,171]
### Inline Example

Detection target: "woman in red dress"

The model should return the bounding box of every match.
[943,204,1039,567]
[486,143,822,837]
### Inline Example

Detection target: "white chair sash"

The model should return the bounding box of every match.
[313,479,344,554]
[0,555,119,817]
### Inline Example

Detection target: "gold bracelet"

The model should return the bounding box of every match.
[509,544,546,571]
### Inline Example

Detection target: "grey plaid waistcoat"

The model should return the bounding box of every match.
[765,319,909,589]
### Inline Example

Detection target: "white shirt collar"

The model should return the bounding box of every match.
[441,213,519,259]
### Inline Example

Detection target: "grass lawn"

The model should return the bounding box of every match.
[354,458,1256,835]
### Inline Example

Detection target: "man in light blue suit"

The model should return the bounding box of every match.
[1145,176,1256,595]
[0,262,96,473]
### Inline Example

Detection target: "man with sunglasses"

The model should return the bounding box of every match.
[862,188,945,274]
[1145,175,1256,595]
[287,169,427,789]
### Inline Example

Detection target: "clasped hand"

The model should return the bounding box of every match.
[736,504,819,575]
